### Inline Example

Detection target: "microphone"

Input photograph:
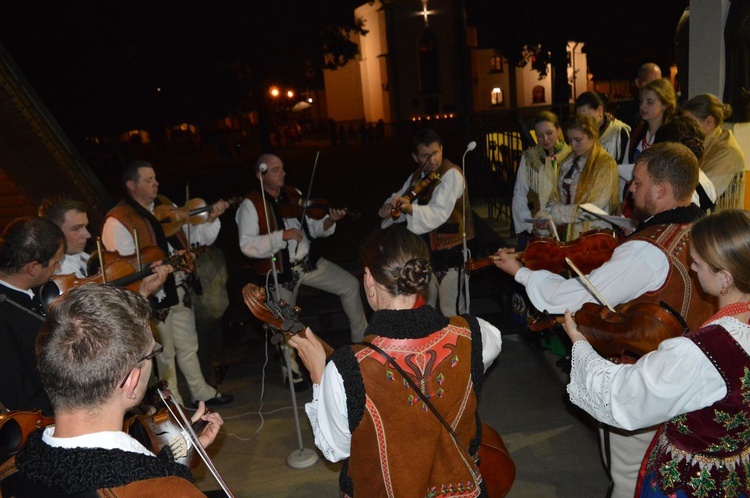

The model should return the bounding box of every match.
[466,141,477,152]
[259,163,268,174]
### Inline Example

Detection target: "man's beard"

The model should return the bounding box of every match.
[631,206,651,224]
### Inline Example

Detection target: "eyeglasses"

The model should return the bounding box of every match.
[119,344,164,389]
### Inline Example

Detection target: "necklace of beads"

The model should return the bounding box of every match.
[700,301,750,328]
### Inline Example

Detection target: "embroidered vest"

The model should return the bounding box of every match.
[416,160,475,253]
[628,223,716,331]
[644,324,750,497]
[338,316,484,498]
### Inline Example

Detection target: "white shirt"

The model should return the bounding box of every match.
[381,168,465,234]
[58,252,90,278]
[515,239,669,314]
[41,426,155,456]
[234,194,335,263]
[567,316,750,431]
[305,317,503,462]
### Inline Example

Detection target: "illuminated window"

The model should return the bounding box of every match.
[491,87,504,106]
[532,85,546,104]
[489,56,503,73]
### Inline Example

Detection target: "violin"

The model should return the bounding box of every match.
[528,301,688,362]
[0,409,55,458]
[39,245,208,311]
[391,171,441,219]
[277,186,359,221]
[126,389,234,497]
[124,395,210,469]
[573,301,689,361]
[466,228,619,275]
[241,283,334,356]
[153,196,243,237]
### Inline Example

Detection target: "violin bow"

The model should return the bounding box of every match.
[157,389,234,498]
[295,150,320,260]
[565,257,616,313]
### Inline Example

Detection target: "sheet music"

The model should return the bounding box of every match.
[579,203,636,231]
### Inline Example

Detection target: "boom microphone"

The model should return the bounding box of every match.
[259,163,268,174]
[466,141,477,152]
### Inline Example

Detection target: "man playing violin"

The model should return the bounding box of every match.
[378,128,474,316]
[102,160,233,408]
[39,194,176,300]
[0,284,223,497]
[38,195,92,278]
[493,142,716,498]
[236,153,368,388]
[0,217,64,416]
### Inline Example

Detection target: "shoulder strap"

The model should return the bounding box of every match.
[0,456,18,498]
[360,340,472,458]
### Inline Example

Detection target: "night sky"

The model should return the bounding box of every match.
[1,0,689,141]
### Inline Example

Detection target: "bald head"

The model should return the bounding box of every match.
[636,63,662,88]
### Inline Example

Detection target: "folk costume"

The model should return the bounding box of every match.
[235,187,367,342]
[102,195,222,406]
[0,282,51,415]
[541,142,619,241]
[57,251,90,278]
[512,140,572,235]
[700,126,746,211]
[598,113,631,165]
[382,159,475,316]
[514,205,716,498]
[304,305,502,497]
[568,316,750,498]
[0,428,205,497]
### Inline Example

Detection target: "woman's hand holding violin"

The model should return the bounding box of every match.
[191,401,224,449]
[287,328,326,385]
[562,309,587,344]
[492,248,524,277]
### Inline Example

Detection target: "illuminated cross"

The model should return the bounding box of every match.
[422,0,429,27]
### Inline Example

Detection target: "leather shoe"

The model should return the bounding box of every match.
[201,393,234,407]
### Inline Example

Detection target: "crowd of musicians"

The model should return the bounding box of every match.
[1,64,750,497]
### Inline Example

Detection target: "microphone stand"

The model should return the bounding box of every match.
[461,141,476,313]
[258,168,318,470]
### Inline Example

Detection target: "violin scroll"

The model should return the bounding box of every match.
[391,171,441,220]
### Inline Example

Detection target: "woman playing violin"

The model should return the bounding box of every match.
[564,209,750,498]
[286,225,503,497]
[0,285,223,497]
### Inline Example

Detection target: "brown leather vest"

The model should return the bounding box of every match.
[415,160,475,252]
[105,196,188,253]
[629,223,716,330]
[245,190,285,276]
[343,316,482,497]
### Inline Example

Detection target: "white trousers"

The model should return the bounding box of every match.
[153,286,217,405]
[426,267,467,316]
[599,424,657,498]
[278,257,368,342]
